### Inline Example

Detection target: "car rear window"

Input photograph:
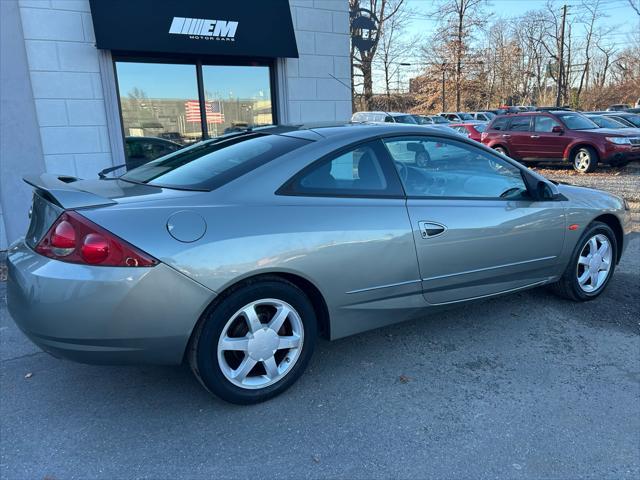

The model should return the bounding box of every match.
[121,133,309,191]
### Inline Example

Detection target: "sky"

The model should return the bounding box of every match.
[116,62,272,100]
[382,0,639,91]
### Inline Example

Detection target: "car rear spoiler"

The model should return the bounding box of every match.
[23,173,117,209]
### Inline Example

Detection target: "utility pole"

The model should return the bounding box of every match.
[441,64,446,112]
[556,4,567,107]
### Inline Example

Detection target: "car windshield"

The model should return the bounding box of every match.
[412,115,430,125]
[588,116,628,129]
[393,115,417,124]
[121,133,308,191]
[556,114,599,130]
[431,116,449,124]
[480,112,496,119]
[459,113,474,120]
[618,114,640,127]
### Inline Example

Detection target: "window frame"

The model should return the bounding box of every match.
[379,134,534,202]
[276,138,406,199]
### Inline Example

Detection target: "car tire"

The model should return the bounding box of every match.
[189,277,317,404]
[572,146,598,173]
[493,145,509,156]
[551,221,617,302]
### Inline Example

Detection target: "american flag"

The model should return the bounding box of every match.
[185,100,225,124]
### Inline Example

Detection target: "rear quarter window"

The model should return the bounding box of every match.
[489,117,509,131]
[121,133,309,191]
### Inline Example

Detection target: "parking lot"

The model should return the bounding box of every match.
[1,166,639,480]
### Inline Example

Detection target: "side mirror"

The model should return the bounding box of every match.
[536,180,560,200]
[552,125,564,134]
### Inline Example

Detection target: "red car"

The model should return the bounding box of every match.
[449,122,486,142]
[481,111,640,173]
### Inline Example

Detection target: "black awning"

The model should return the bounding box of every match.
[89,0,298,58]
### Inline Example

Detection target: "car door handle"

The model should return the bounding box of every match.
[418,221,446,239]
[502,134,511,138]
[530,135,540,139]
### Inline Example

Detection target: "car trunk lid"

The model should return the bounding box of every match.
[22,173,197,248]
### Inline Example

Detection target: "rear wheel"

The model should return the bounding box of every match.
[551,222,617,301]
[189,278,317,404]
[572,146,598,173]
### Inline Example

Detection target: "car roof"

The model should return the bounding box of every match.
[250,122,466,143]
[352,111,409,116]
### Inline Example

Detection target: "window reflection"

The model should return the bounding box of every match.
[115,61,275,171]
[202,65,273,136]
[116,62,201,169]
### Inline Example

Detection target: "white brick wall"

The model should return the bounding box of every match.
[16,0,352,182]
[19,0,113,178]
[285,0,352,123]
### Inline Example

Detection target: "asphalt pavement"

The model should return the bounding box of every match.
[1,237,639,480]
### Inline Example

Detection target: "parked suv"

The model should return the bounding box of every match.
[439,112,474,122]
[351,111,417,124]
[471,111,496,122]
[481,111,640,173]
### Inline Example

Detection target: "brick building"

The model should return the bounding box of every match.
[0,0,352,248]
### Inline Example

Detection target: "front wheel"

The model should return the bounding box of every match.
[551,222,617,301]
[493,145,509,157]
[572,146,598,173]
[189,278,317,404]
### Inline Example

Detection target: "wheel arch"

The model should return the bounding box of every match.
[182,271,331,363]
[591,214,624,263]
[564,142,600,162]
[490,143,510,155]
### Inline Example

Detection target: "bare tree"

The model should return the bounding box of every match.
[432,0,488,111]
[375,2,415,98]
[350,0,405,110]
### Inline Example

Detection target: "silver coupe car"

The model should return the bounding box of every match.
[7,123,631,404]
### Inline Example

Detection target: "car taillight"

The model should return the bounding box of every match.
[35,211,157,267]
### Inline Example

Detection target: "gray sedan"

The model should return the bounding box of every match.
[7,123,632,404]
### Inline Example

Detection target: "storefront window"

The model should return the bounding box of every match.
[201,65,273,137]
[115,60,275,170]
[115,62,202,169]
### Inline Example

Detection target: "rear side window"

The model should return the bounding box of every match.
[280,140,403,197]
[121,133,308,191]
[490,117,509,130]
[508,116,532,131]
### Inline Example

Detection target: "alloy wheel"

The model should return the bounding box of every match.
[574,150,591,172]
[217,299,304,389]
[576,234,612,293]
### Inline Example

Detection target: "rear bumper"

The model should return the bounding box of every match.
[7,239,215,365]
